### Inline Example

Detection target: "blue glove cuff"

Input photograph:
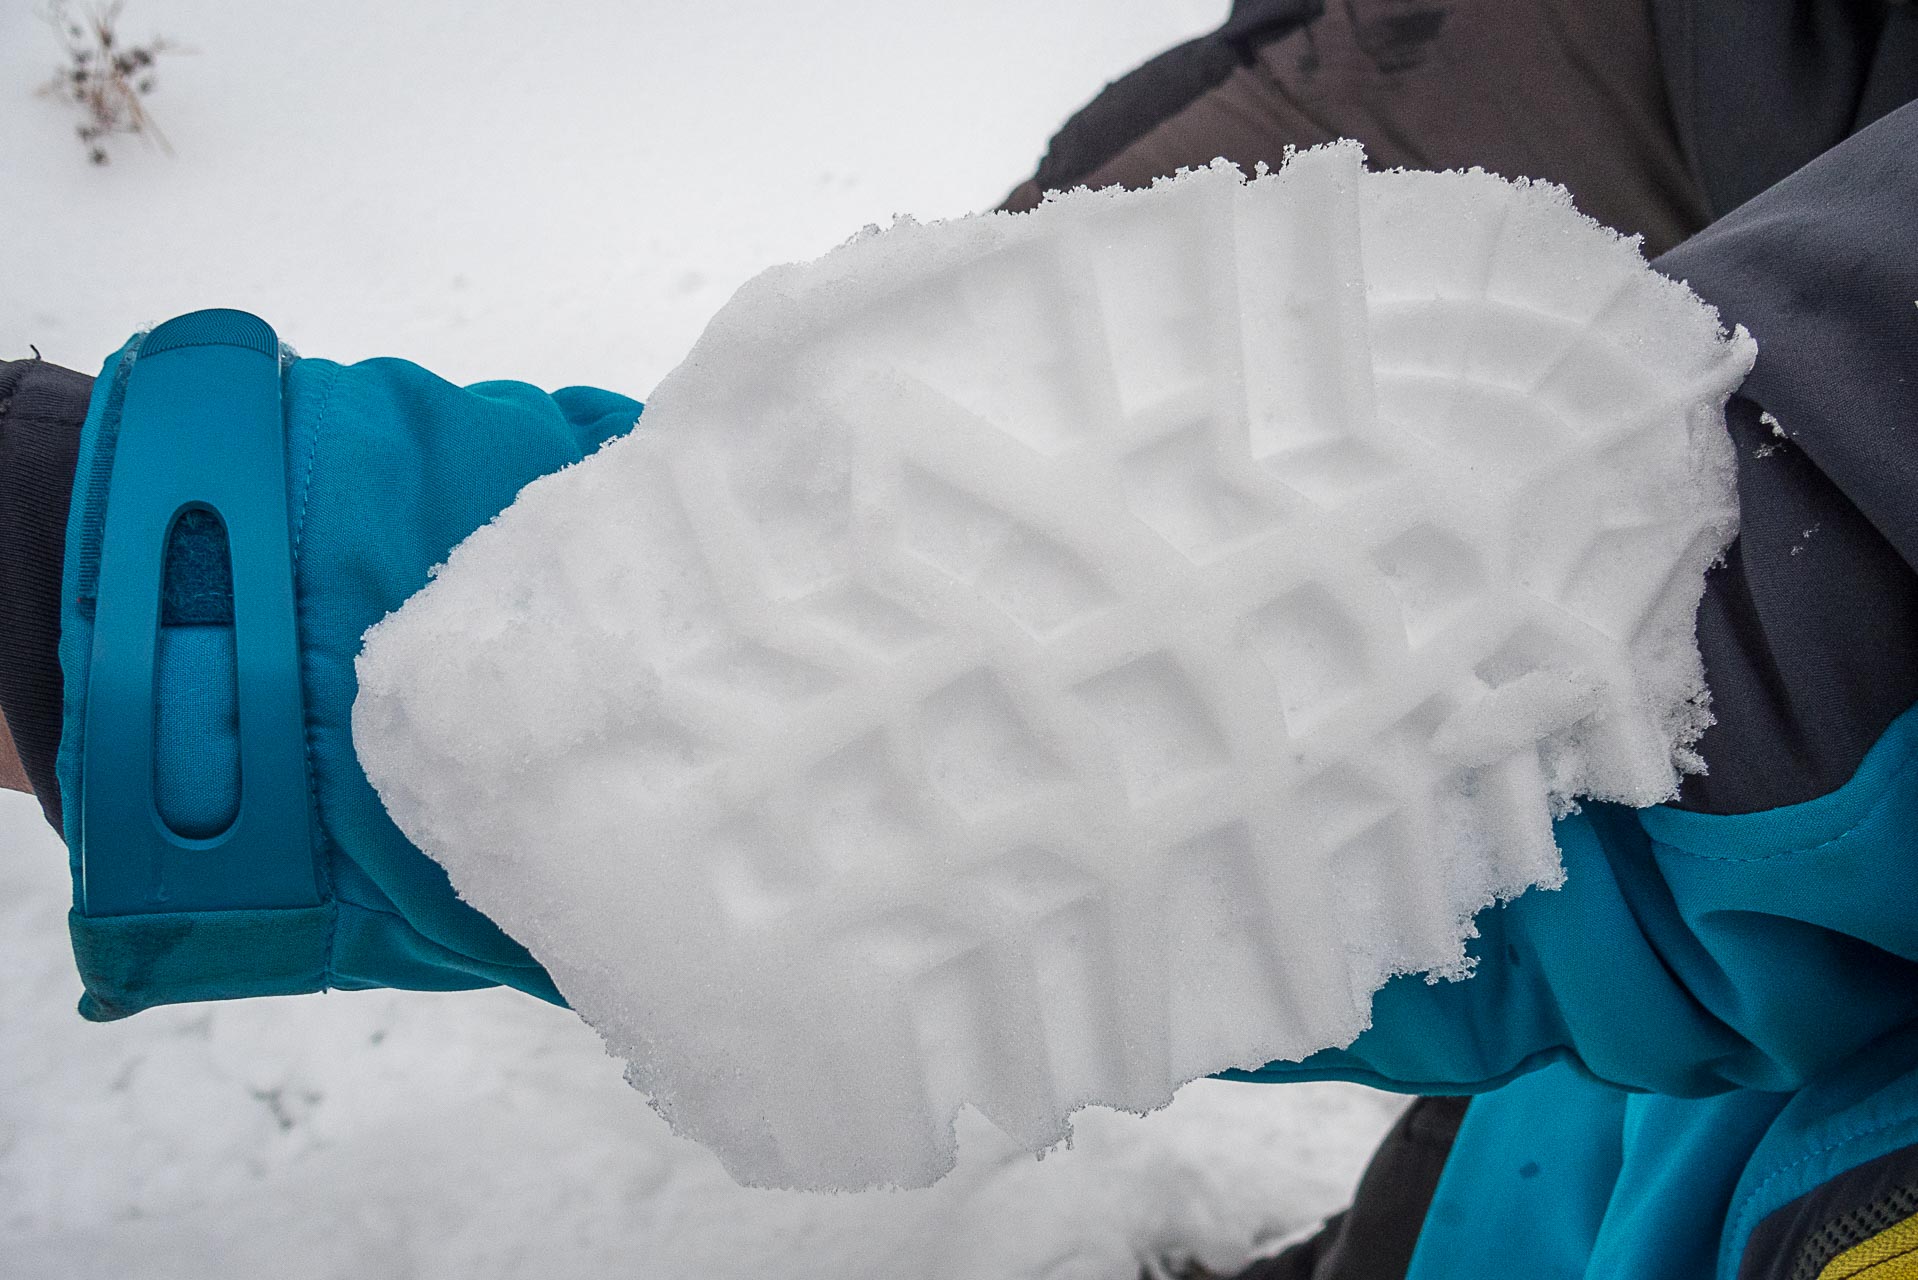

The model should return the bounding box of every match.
[58,313,334,1020]
[76,310,321,917]
[54,309,640,1020]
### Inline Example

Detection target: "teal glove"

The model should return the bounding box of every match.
[57,311,641,1020]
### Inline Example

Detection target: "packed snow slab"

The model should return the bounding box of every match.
[354,143,1753,1191]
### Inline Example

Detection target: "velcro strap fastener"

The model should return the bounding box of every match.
[75,309,321,918]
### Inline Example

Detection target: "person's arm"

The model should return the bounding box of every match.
[0,353,89,815]
[4,322,641,1020]
[20,105,1918,1082]
[0,714,28,794]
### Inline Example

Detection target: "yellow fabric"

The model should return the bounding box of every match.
[1819,1212,1918,1280]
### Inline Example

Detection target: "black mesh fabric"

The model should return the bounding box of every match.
[1738,1144,1918,1280]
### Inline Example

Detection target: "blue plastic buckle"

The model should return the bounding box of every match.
[76,309,322,916]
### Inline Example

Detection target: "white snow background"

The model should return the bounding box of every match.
[0,3,1406,1277]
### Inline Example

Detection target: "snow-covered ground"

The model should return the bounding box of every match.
[11,0,1225,390]
[1,3,1406,1276]
[2,794,1403,1279]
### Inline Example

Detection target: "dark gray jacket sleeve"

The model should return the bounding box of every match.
[0,356,90,833]
[1659,98,1918,814]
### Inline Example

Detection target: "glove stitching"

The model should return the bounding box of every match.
[289,362,342,987]
[1649,744,1918,864]
[330,892,551,970]
[1727,1110,1918,1278]
[290,363,338,559]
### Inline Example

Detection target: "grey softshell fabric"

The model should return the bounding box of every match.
[1663,102,1918,814]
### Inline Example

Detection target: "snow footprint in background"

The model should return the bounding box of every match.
[354,142,1753,1191]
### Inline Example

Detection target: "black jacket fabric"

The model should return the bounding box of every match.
[0,356,86,831]
[1018,0,1918,222]
[1665,103,1918,815]
[1023,0,1325,203]
[1655,0,1918,219]
[1241,1098,1469,1280]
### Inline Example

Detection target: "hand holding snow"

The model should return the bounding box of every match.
[353,143,1753,1190]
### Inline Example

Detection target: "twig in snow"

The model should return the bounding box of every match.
[36,1,185,166]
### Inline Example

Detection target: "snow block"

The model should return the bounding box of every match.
[354,143,1753,1189]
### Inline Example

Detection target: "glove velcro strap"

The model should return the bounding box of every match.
[67,904,334,1022]
[65,309,325,1016]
